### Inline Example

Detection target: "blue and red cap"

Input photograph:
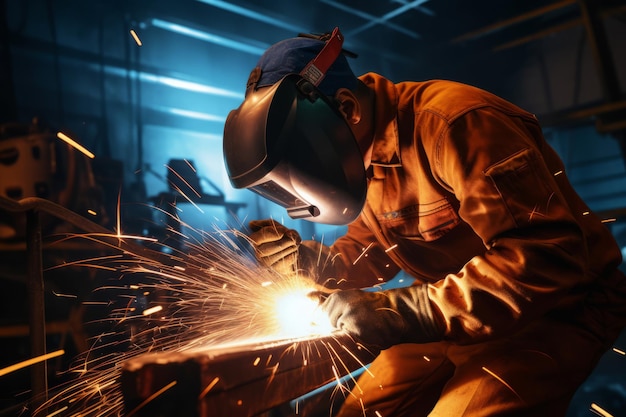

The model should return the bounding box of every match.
[250,28,358,96]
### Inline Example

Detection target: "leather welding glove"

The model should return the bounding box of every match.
[248,219,302,275]
[314,286,443,350]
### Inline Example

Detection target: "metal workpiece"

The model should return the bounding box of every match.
[121,334,378,417]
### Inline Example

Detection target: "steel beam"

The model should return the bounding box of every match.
[576,0,621,103]
[451,0,577,44]
[121,335,379,417]
[26,209,47,410]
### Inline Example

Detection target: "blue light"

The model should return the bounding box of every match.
[145,73,244,98]
[90,64,244,99]
[290,365,370,404]
[167,108,226,123]
[195,0,307,33]
[150,18,267,56]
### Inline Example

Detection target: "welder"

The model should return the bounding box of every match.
[223,27,626,416]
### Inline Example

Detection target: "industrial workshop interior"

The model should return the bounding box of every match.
[1,0,626,416]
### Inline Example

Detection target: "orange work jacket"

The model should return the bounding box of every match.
[314,72,626,344]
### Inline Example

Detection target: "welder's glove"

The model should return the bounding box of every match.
[314,286,443,350]
[248,219,302,275]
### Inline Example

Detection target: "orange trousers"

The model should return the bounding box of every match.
[335,317,611,417]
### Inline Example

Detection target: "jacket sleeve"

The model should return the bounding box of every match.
[429,106,594,343]
[299,216,401,290]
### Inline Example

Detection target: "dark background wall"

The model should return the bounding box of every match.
[3,0,626,237]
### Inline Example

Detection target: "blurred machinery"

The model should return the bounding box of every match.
[0,120,108,240]
[147,158,245,249]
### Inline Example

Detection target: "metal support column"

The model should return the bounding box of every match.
[26,209,47,410]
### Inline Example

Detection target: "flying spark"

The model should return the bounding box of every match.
[130,29,142,46]
[126,381,176,417]
[481,366,523,402]
[384,244,398,253]
[142,305,163,316]
[27,213,351,416]
[56,132,95,159]
[591,402,614,417]
[352,242,374,265]
[198,376,220,400]
[0,350,65,377]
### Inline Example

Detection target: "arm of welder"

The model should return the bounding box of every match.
[428,107,591,344]
[248,219,302,275]
[247,218,400,288]
[314,285,443,349]
[319,108,593,348]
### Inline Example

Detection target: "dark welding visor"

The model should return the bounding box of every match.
[223,74,367,225]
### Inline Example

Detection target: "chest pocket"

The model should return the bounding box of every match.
[376,199,460,241]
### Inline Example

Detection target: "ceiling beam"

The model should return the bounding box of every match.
[577,0,621,102]
[451,0,577,43]
[320,0,423,39]
[195,0,308,33]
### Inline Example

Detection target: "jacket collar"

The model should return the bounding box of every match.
[359,72,402,167]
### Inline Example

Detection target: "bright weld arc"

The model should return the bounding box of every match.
[56,132,95,159]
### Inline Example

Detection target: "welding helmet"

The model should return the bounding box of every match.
[223,28,367,225]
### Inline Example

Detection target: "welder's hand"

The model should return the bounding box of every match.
[317,286,443,350]
[248,219,302,275]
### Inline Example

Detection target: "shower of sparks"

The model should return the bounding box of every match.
[0,349,65,377]
[25,210,345,417]
[130,29,143,46]
[56,132,95,159]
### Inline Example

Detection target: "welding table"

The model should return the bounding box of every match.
[122,334,378,417]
